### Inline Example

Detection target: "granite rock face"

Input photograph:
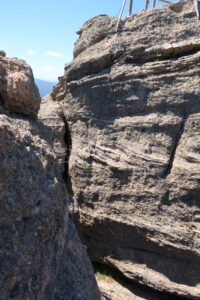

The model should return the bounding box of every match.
[51,1,200,299]
[0,53,40,118]
[0,57,100,299]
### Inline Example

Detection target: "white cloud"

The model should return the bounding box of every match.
[45,50,64,58]
[27,49,36,56]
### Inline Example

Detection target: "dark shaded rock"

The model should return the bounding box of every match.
[53,220,101,300]
[0,50,6,57]
[0,59,101,299]
[0,111,100,299]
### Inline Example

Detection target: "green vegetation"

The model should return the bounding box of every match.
[95,271,114,282]
[94,263,115,282]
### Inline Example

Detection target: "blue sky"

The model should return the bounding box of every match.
[1,0,174,82]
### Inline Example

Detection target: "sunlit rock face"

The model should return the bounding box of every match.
[0,53,40,118]
[51,0,200,298]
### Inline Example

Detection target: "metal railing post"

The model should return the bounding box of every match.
[194,0,200,19]
[129,0,133,16]
[116,0,127,32]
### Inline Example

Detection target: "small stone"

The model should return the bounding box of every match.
[0,50,6,57]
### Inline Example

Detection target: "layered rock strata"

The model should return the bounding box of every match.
[50,1,200,299]
[0,55,100,299]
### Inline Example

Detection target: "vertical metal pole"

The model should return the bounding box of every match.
[129,0,133,16]
[145,0,150,10]
[153,0,156,8]
[116,0,127,32]
[194,0,200,19]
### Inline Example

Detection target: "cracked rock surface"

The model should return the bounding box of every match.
[49,1,200,299]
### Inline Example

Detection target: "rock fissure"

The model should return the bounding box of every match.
[0,93,5,106]
[61,114,74,196]
[164,112,187,178]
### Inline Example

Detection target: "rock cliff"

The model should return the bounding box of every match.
[0,54,100,299]
[50,1,200,299]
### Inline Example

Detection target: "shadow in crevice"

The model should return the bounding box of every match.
[79,217,200,288]
[0,92,5,106]
[61,116,74,196]
[93,262,189,300]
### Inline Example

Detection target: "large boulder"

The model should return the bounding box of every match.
[0,53,40,118]
[51,1,200,299]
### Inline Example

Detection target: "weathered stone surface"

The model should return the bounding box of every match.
[51,1,200,299]
[53,220,101,300]
[98,280,144,300]
[0,113,65,299]
[0,111,101,299]
[0,55,40,118]
[97,274,182,300]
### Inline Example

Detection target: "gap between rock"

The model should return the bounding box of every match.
[93,262,190,300]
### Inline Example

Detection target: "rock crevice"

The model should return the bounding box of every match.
[164,112,187,178]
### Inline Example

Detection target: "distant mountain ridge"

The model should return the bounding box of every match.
[35,79,56,97]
